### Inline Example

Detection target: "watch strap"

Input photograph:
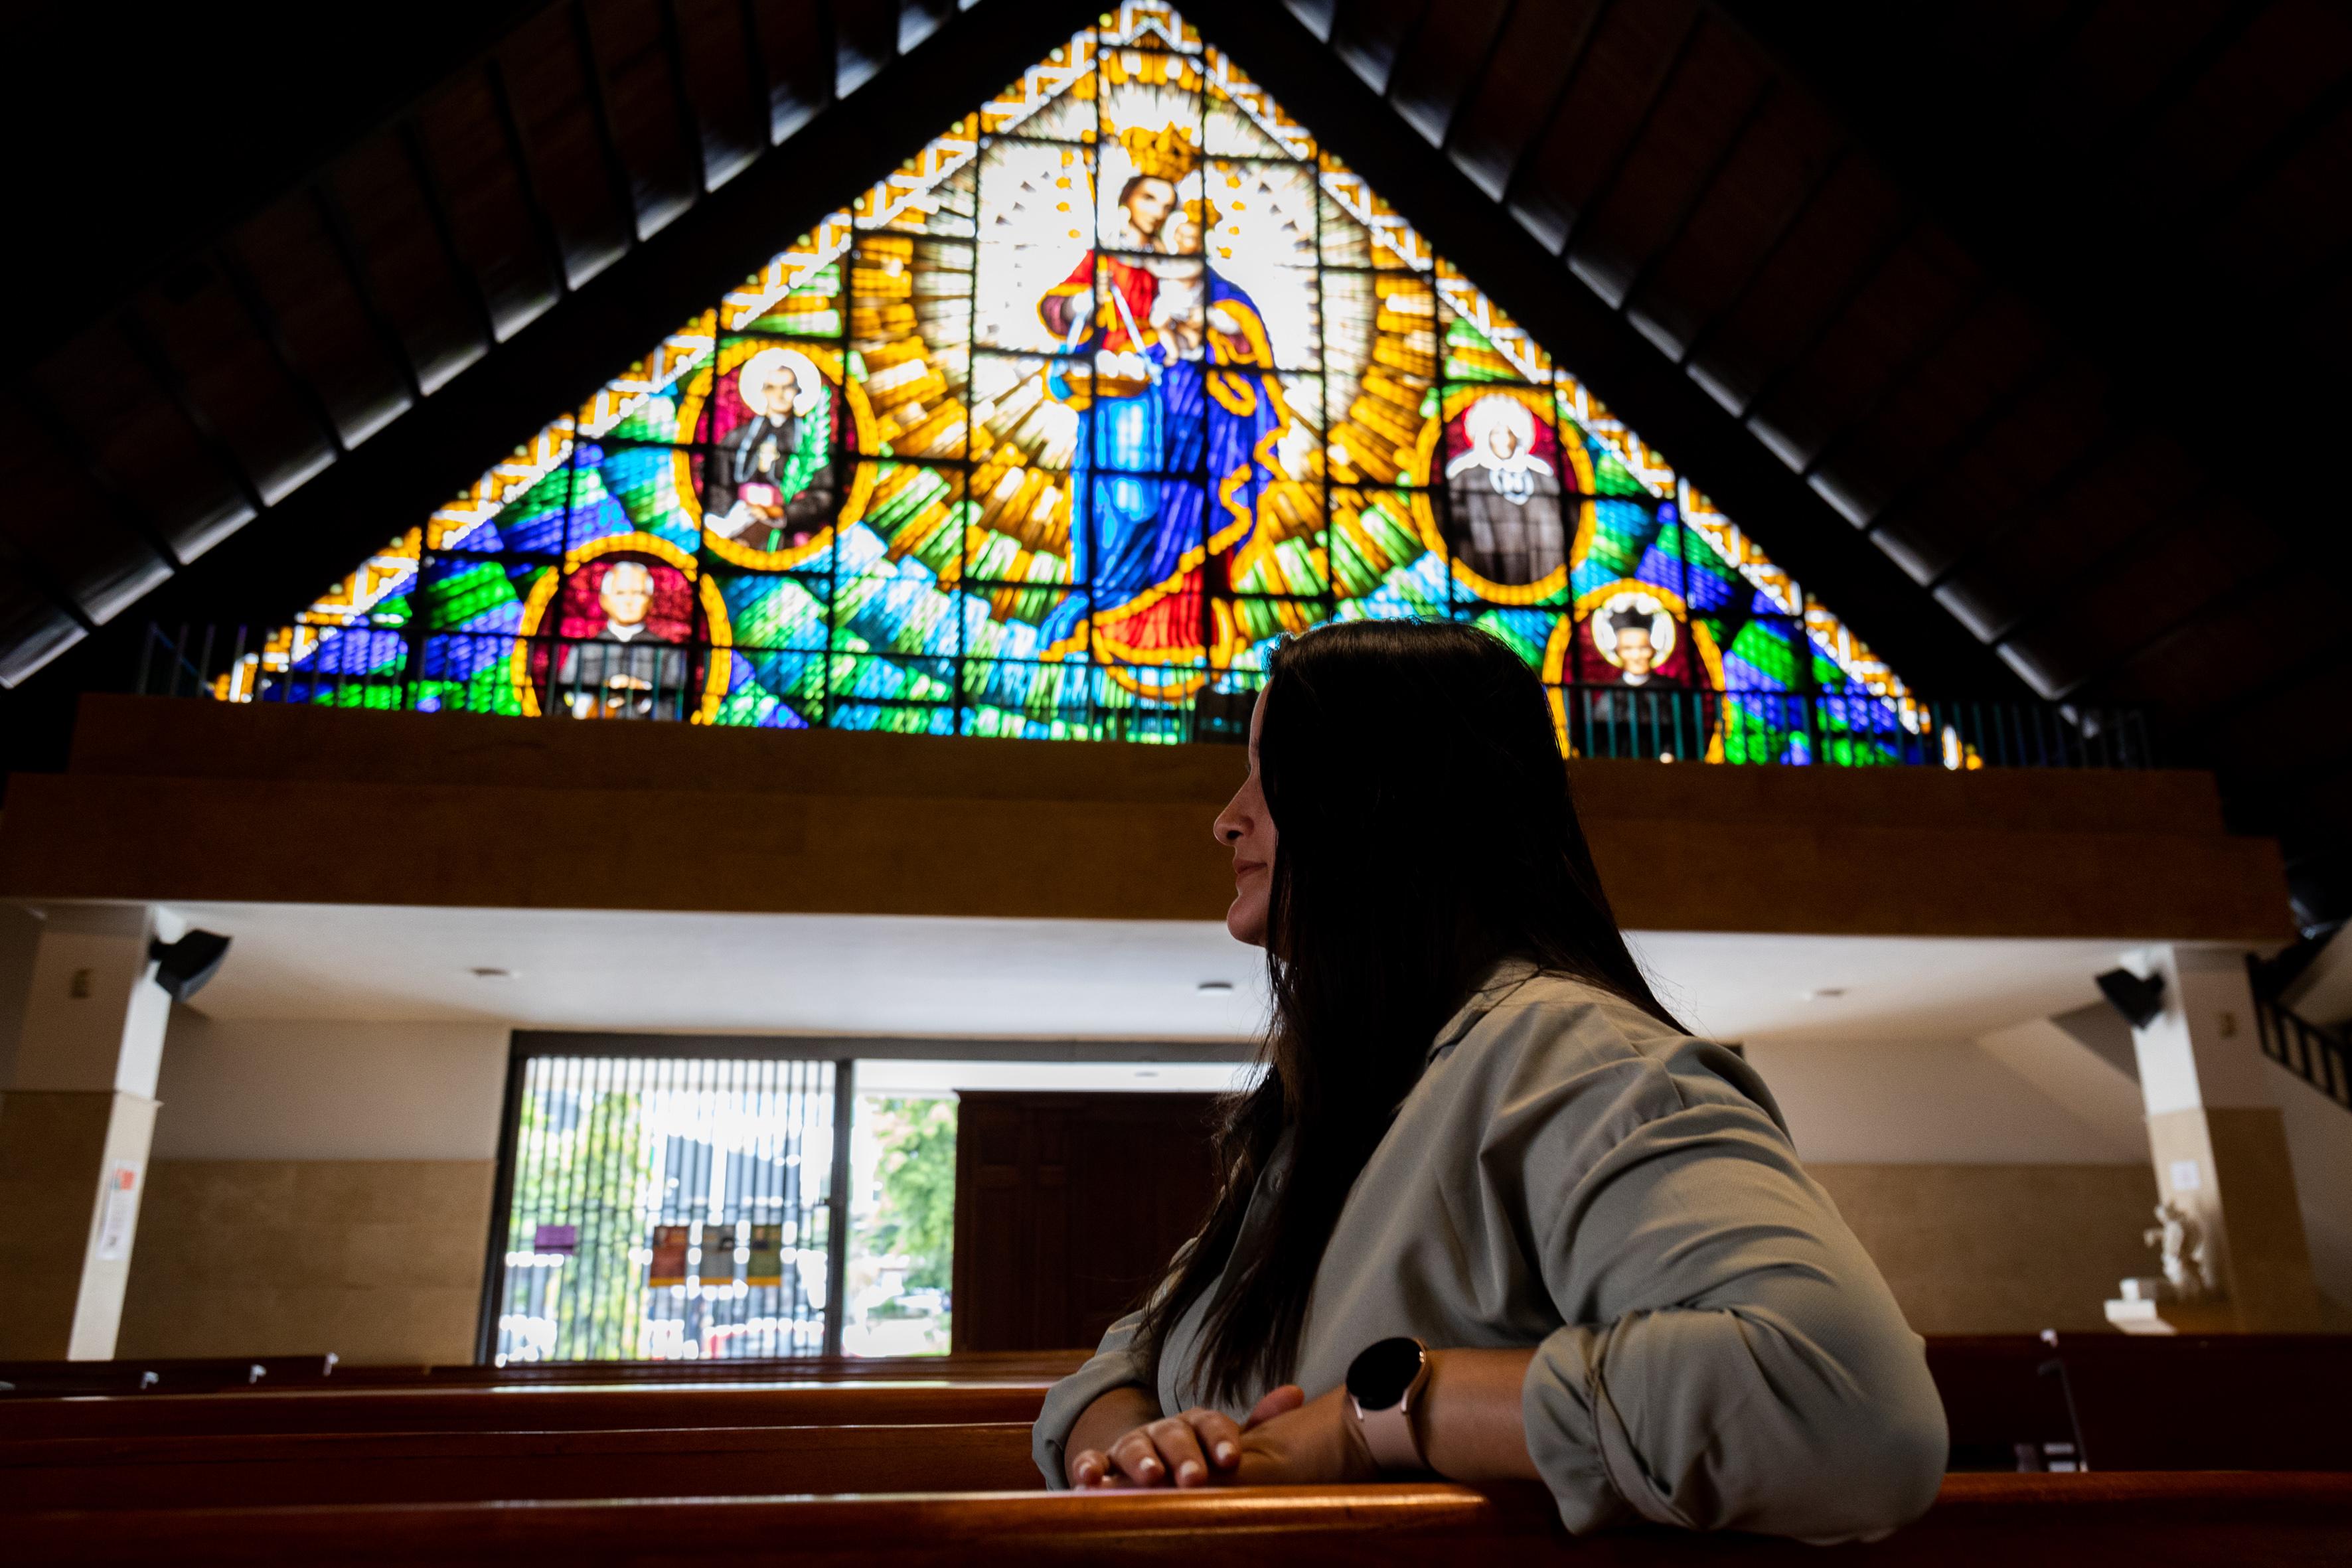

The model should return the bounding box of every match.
[1350,1390,1427,1470]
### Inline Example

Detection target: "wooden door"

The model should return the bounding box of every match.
[951,1093,1222,1353]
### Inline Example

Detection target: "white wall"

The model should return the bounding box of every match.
[151,1010,509,1162]
[1745,1036,2147,1165]
[2270,1059,2352,1313]
[148,1012,2154,1170]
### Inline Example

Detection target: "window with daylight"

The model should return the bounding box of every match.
[491,1055,846,1364]
[230,3,1937,765]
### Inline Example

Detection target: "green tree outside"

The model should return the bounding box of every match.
[504,1080,662,1360]
[868,1097,957,1294]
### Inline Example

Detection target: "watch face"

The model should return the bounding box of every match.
[1346,1336,1425,1409]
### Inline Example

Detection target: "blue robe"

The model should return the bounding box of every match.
[1136,272,1289,599]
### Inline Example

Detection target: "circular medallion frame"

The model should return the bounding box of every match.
[510,531,736,722]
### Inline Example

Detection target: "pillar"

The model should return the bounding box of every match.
[2118,943,2322,1332]
[0,904,178,1359]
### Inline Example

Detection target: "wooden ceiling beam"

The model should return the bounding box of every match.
[1192,0,2031,699]
[0,0,1100,778]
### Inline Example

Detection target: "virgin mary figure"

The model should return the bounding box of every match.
[1036,123,1200,652]
[1074,195,1299,665]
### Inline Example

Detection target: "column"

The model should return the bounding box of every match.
[2117,943,2322,1332]
[0,904,179,1359]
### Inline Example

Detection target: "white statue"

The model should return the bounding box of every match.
[2140,1200,2217,1300]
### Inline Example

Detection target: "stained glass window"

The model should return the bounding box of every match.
[231,3,1934,765]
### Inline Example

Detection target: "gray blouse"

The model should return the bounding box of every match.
[1030,963,1948,1541]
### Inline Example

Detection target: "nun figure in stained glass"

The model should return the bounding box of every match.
[706,347,830,552]
[1036,124,1194,649]
[1444,393,1566,588]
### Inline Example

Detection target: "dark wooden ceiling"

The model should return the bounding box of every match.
[3,0,2345,920]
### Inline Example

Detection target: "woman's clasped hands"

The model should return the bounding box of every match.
[1065,1383,1380,1490]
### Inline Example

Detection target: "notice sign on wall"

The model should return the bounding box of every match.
[96,1164,140,1261]
[746,1224,784,1288]
[649,1225,690,1288]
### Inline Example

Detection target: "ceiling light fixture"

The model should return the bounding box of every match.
[1197,980,1235,993]
[471,967,516,980]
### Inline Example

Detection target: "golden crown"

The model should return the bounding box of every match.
[1117,122,1202,183]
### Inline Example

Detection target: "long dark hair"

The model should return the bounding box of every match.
[1137,620,1685,1405]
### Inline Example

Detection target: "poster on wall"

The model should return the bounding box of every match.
[695,1223,742,1286]
[649,1225,690,1289]
[746,1225,785,1288]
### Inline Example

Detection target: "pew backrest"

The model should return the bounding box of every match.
[10,1473,2351,1567]
[0,1421,1040,1511]
[0,1381,1046,1441]
[330,1350,1091,1387]
[1921,1336,2077,1471]
[2043,1333,2352,1471]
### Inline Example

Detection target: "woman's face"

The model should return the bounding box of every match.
[1212,697,1276,947]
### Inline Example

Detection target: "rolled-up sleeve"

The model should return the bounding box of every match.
[1031,1308,1154,1487]
[1481,1012,1946,1541]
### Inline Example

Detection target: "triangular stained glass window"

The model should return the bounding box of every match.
[240,3,1934,765]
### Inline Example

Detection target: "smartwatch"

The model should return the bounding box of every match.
[1345,1336,1431,1472]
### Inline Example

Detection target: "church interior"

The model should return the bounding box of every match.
[1,0,2347,1559]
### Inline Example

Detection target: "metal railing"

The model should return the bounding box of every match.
[2248,953,2352,1112]
[137,620,2161,769]
[483,1054,847,1366]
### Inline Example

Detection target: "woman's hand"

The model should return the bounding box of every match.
[1069,1402,1249,1489]
[1223,1383,1380,1487]
[1067,1384,1368,1489]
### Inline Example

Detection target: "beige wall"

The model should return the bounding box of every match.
[1810,1163,2157,1334]
[2268,1059,2352,1320]
[117,1158,493,1364]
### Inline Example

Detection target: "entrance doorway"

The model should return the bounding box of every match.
[952,1091,1222,1352]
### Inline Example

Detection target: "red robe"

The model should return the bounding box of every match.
[1038,252,1160,353]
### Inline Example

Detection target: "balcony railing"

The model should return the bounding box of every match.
[2248,953,2352,1113]
[135,621,2161,770]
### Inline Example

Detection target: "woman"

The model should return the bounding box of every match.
[1030,621,1946,1541]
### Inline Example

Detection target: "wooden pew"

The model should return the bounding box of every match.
[2041,1333,2352,1471]
[0,1354,339,1399]
[12,1473,2351,1566]
[1920,1336,2077,1471]
[13,1334,2345,1473]
[331,1350,1092,1387]
[0,1422,1041,1511]
[0,1350,1086,1397]
[0,1381,1047,1441]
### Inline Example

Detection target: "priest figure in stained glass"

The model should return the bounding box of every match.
[704,347,832,552]
[553,560,692,721]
